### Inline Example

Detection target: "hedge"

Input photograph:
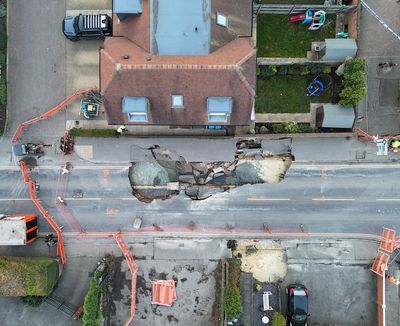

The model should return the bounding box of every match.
[224,285,241,320]
[83,271,103,326]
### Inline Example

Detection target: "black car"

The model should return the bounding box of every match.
[286,284,309,326]
[63,14,111,41]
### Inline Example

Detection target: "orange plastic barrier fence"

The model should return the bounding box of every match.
[114,233,137,326]
[12,87,95,143]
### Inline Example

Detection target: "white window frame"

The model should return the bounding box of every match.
[216,12,228,27]
[208,112,229,123]
[128,112,148,122]
[171,94,184,108]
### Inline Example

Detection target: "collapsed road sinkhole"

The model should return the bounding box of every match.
[128,139,294,203]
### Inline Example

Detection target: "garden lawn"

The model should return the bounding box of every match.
[257,14,336,57]
[256,75,332,113]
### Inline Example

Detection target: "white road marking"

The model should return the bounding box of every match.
[376,198,400,202]
[312,198,355,201]
[0,198,31,201]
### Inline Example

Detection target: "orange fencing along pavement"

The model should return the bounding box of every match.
[20,160,67,264]
[11,87,95,143]
[114,232,137,326]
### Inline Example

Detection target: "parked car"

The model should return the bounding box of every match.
[63,14,111,41]
[286,284,309,326]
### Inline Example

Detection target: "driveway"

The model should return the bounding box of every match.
[357,0,400,135]
[7,0,67,139]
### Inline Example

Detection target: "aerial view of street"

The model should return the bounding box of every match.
[0,0,399,325]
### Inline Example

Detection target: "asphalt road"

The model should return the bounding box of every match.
[1,164,399,234]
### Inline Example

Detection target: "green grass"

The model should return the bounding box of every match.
[260,0,325,3]
[256,75,332,113]
[0,257,59,296]
[257,14,336,57]
[68,128,118,137]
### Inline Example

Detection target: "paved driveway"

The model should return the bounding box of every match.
[7,0,67,139]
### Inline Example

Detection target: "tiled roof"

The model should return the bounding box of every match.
[101,37,256,125]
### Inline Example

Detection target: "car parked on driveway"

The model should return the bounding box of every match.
[63,14,111,41]
[286,284,309,326]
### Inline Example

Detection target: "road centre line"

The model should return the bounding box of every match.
[0,198,31,201]
[65,198,102,201]
[376,198,400,202]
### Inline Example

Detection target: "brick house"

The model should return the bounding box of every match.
[100,0,256,129]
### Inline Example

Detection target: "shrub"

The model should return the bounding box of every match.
[21,296,45,307]
[0,4,6,19]
[0,32,6,51]
[323,66,332,74]
[260,65,278,77]
[339,58,367,106]
[272,122,314,134]
[0,79,6,105]
[277,65,288,75]
[82,272,102,326]
[224,286,241,320]
[0,51,5,65]
[272,311,286,326]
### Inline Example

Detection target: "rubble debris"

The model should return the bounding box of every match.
[129,139,293,202]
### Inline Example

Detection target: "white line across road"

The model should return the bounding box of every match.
[312,198,355,202]
[0,198,31,201]
[376,198,400,202]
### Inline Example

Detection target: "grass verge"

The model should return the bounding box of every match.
[68,128,117,138]
[257,14,336,57]
[0,257,59,296]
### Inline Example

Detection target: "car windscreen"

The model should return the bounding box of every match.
[293,289,308,315]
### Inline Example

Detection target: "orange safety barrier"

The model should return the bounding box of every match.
[152,280,177,306]
[377,273,385,326]
[114,233,137,326]
[371,251,389,277]
[20,160,30,183]
[12,87,95,143]
[379,228,396,253]
[20,160,67,264]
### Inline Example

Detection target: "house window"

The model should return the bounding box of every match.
[122,96,149,122]
[216,12,228,27]
[171,94,184,108]
[207,97,232,123]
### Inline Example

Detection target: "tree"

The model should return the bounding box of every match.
[272,311,286,326]
[339,58,367,106]
[224,285,241,320]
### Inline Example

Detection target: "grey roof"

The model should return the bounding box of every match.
[113,0,143,13]
[321,104,355,128]
[207,97,232,113]
[323,38,357,61]
[122,96,148,112]
[150,0,211,55]
[0,217,27,245]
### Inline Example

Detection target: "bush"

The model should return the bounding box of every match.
[82,272,102,326]
[272,311,286,326]
[0,4,6,19]
[322,66,332,74]
[224,286,241,320]
[260,65,278,77]
[0,79,6,105]
[339,58,367,106]
[0,32,6,51]
[277,65,288,75]
[0,51,5,65]
[272,122,314,134]
[21,296,45,307]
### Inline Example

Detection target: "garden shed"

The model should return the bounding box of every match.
[316,104,355,129]
[322,38,357,61]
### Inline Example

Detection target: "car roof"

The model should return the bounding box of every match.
[293,288,308,314]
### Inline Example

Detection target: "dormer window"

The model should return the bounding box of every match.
[207,97,232,122]
[171,94,184,108]
[216,12,228,27]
